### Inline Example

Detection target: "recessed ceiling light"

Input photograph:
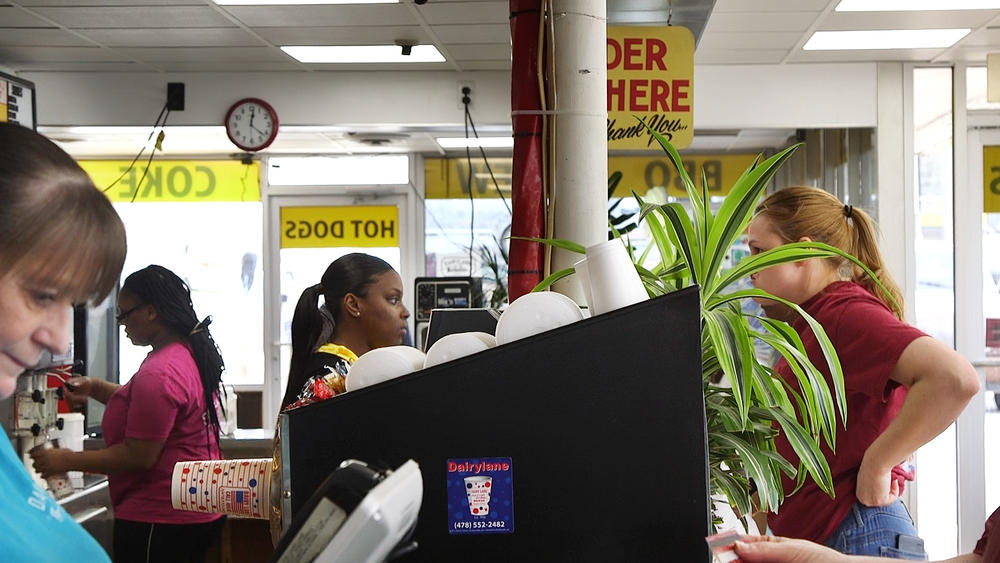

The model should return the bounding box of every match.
[436,137,513,149]
[836,0,1000,10]
[281,45,444,63]
[214,0,396,5]
[803,29,970,50]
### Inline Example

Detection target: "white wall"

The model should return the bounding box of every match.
[21,70,512,127]
[23,63,881,131]
[694,63,879,129]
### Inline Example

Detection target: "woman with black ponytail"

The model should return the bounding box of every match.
[280,253,410,411]
[32,265,227,563]
[269,253,410,545]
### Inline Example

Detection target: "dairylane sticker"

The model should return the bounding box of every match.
[446,457,514,534]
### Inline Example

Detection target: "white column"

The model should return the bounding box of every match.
[550,0,608,302]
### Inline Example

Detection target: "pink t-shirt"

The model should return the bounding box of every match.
[103,341,222,523]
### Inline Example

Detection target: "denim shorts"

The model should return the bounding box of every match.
[823,500,928,560]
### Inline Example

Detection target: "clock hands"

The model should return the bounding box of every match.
[246,106,268,136]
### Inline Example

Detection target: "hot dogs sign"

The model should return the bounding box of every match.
[607,26,694,150]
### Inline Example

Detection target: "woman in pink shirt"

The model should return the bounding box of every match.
[32,265,227,563]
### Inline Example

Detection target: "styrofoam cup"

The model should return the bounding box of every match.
[171,458,271,519]
[346,346,426,392]
[494,292,584,345]
[584,239,648,315]
[423,332,496,368]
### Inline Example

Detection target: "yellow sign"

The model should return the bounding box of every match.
[424,157,512,199]
[984,146,1000,213]
[425,154,757,199]
[281,205,399,248]
[80,160,261,202]
[607,26,694,150]
[610,154,758,198]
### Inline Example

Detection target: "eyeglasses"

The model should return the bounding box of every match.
[115,303,146,324]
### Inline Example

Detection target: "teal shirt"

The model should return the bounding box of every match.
[0,437,110,562]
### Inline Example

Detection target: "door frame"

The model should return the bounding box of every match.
[260,159,424,427]
[957,119,996,551]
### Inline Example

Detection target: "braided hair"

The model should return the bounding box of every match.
[122,265,226,443]
[281,253,394,411]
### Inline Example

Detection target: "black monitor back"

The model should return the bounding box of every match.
[282,286,709,562]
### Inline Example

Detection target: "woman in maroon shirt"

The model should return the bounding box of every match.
[746,187,979,557]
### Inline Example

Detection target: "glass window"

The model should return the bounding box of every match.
[423,156,513,308]
[115,201,264,386]
[966,67,1000,111]
[268,155,408,185]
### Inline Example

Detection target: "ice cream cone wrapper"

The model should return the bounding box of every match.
[172,458,271,519]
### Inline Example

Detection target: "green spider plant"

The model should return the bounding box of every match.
[529,125,898,525]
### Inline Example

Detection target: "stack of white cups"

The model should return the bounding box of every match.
[574,239,649,316]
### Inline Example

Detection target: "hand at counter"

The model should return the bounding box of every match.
[30,446,75,479]
[734,535,849,563]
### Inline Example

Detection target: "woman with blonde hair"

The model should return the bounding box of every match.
[747,186,979,557]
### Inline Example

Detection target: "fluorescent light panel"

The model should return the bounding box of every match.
[215,0,396,5]
[803,29,970,50]
[436,137,513,149]
[282,45,444,63]
[836,0,1000,10]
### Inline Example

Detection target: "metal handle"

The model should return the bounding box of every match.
[73,506,109,524]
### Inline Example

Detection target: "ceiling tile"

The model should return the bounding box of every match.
[256,26,427,46]
[713,0,830,12]
[962,27,1000,46]
[697,31,801,50]
[432,24,510,44]
[115,46,289,63]
[81,28,262,48]
[822,11,998,31]
[704,12,821,33]
[9,61,152,72]
[418,2,508,25]
[0,46,131,63]
[446,43,511,61]
[0,29,91,47]
[31,6,234,28]
[222,5,412,27]
[0,6,56,27]
[694,48,789,64]
[16,0,209,5]
[155,60,303,72]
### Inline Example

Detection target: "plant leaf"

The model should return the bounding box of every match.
[531,267,577,292]
[641,202,702,286]
[510,236,586,255]
[702,144,800,291]
[768,407,835,496]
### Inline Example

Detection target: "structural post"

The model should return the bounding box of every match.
[550,0,608,303]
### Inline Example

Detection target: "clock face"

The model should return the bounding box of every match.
[225,98,279,152]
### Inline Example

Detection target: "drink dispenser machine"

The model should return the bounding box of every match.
[413,277,483,351]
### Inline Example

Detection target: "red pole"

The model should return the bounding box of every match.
[508,0,546,301]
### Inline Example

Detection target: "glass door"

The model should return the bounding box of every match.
[264,192,411,426]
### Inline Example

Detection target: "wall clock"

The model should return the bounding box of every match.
[224,97,279,152]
